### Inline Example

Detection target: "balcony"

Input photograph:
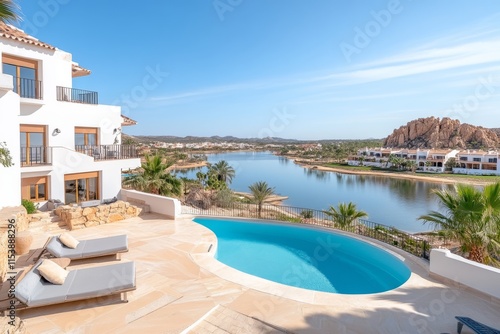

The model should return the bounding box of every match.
[57,86,98,105]
[20,146,51,166]
[427,157,444,161]
[13,77,43,99]
[75,145,138,160]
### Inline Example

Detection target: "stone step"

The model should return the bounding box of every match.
[28,212,64,233]
[29,211,52,221]
[44,225,68,233]
[136,204,150,215]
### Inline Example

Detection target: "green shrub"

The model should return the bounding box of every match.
[276,214,301,223]
[22,199,37,214]
[213,188,235,208]
[300,210,313,219]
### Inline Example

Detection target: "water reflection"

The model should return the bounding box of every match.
[175,151,452,232]
[303,168,331,181]
[278,156,289,165]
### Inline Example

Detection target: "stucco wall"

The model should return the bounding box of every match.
[452,168,500,176]
[430,248,500,300]
[1,40,71,101]
[121,189,181,219]
[0,75,21,209]
[1,35,141,211]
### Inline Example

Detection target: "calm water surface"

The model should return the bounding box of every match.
[177,151,452,233]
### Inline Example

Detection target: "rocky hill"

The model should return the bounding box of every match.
[384,117,500,149]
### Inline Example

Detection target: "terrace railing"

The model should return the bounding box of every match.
[20,146,51,166]
[182,203,433,259]
[75,144,138,160]
[13,77,43,99]
[56,86,98,104]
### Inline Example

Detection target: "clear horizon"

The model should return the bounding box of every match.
[15,0,500,140]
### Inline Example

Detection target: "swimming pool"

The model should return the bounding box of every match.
[193,217,411,294]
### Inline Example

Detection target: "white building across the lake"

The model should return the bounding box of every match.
[348,148,460,173]
[453,150,500,175]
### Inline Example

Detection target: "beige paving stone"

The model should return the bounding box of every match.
[3,213,498,334]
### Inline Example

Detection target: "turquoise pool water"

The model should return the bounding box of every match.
[194,217,411,294]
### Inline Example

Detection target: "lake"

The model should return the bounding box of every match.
[176,151,453,233]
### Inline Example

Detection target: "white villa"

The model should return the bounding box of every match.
[0,23,141,210]
[348,148,460,173]
[453,150,500,175]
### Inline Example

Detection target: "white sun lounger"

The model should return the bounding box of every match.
[44,234,128,260]
[11,260,136,310]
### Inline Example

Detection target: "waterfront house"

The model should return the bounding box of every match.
[417,149,460,173]
[453,150,500,175]
[0,23,140,210]
[348,148,459,172]
[347,148,396,167]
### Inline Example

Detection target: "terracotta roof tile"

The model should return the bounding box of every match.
[0,22,55,50]
[121,114,137,126]
[72,63,91,77]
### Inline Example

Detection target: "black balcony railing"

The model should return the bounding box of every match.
[182,203,434,259]
[75,144,138,160]
[13,77,43,99]
[56,86,98,104]
[20,146,51,166]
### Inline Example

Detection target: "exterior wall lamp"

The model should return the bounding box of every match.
[52,128,61,135]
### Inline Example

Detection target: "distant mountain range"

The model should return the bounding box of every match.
[124,120,500,148]
[123,134,383,145]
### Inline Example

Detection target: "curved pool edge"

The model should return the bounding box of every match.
[185,215,431,305]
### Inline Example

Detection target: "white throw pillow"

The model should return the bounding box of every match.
[38,259,68,285]
[59,233,79,249]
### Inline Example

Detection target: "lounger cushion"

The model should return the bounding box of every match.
[15,269,42,305]
[37,259,69,285]
[59,233,79,249]
[46,234,128,259]
[80,235,128,258]
[16,261,74,307]
[15,261,135,308]
[66,261,136,300]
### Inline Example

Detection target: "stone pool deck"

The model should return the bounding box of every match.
[9,213,500,333]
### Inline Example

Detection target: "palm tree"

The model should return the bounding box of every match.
[179,176,194,200]
[386,154,399,168]
[209,160,235,185]
[419,183,500,265]
[248,181,274,218]
[123,154,181,196]
[159,173,182,197]
[406,160,417,172]
[0,0,20,23]
[324,202,368,229]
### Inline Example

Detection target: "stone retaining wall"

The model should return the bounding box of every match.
[55,200,142,230]
[0,206,28,283]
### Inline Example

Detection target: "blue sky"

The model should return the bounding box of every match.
[15,0,500,140]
